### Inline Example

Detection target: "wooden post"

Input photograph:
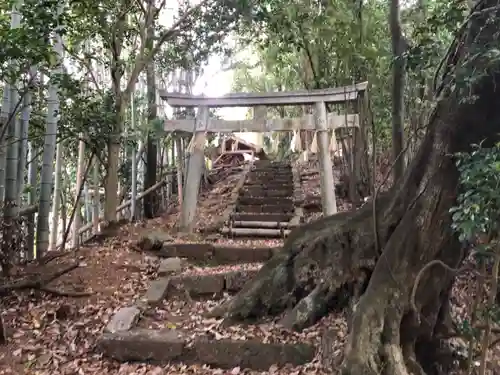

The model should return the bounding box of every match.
[301,114,314,162]
[175,136,183,205]
[253,106,266,154]
[179,106,208,232]
[315,101,337,215]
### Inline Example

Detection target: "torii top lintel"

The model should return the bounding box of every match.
[159,81,368,108]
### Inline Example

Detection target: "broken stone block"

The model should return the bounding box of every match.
[170,273,224,296]
[98,329,185,362]
[158,257,184,276]
[105,306,141,333]
[190,337,315,370]
[144,277,170,305]
[160,243,215,260]
[213,246,273,263]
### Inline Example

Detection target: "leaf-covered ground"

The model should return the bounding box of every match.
[1,163,496,374]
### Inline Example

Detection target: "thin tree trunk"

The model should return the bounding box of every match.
[26,142,37,260]
[144,17,157,218]
[17,69,34,203]
[130,91,138,221]
[104,98,123,222]
[389,0,406,183]
[92,157,100,234]
[36,6,63,258]
[71,135,85,248]
[49,141,63,250]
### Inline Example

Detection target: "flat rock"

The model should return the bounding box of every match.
[98,329,315,371]
[160,243,215,260]
[98,329,184,362]
[170,273,225,296]
[190,337,315,370]
[104,306,141,333]
[144,277,170,305]
[213,246,274,263]
[158,257,185,276]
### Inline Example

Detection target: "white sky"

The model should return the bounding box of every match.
[191,55,249,121]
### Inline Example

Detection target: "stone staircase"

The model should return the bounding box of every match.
[221,160,302,238]
[98,161,318,372]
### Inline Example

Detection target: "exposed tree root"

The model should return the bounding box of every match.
[211,4,500,373]
[39,286,94,298]
[0,262,80,295]
[209,193,395,323]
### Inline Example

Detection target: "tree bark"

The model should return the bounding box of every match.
[212,2,500,373]
[143,8,157,219]
[389,0,406,183]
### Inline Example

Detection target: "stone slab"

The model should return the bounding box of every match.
[98,328,315,370]
[170,273,225,296]
[237,196,293,206]
[240,188,293,198]
[189,337,315,370]
[144,277,170,305]
[105,306,141,333]
[159,243,215,260]
[213,246,274,263]
[98,329,184,362]
[158,257,185,276]
[230,213,294,222]
[235,204,294,214]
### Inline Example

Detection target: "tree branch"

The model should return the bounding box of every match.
[0,262,80,295]
[62,44,103,93]
[124,0,211,96]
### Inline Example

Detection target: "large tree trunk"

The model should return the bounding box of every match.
[212,3,500,374]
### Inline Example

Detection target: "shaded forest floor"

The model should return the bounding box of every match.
[0,159,497,374]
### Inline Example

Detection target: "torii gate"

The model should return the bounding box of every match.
[160,81,369,232]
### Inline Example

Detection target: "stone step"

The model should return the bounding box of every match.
[98,329,314,371]
[235,204,294,214]
[232,220,294,229]
[250,169,292,174]
[240,188,293,198]
[247,171,292,178]
[143,267,262,306]
[245,175,293,186]
[169,267,261,297]
[230,213,294,222]
[221,227,291,238]
[237,196,293,206]
[156,243,277,264]
[244,180,293,187]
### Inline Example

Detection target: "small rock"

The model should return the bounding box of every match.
[105,306,141,333]
[144,278,170,305]
[99,329,185,362]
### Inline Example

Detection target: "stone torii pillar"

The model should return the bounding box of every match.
[179,106,209,232]
[315,101,337,215]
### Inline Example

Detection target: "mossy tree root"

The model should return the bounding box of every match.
[210,193,397,328]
